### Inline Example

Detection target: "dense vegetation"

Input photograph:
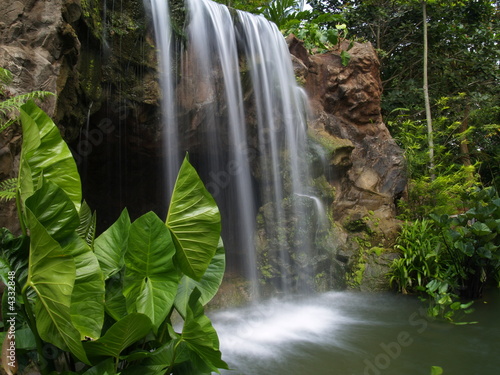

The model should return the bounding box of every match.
[0,68,227,374]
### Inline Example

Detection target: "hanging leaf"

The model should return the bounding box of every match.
[166,156,221,281]
[175,238,225,317]
[19,101,81,210]
[94,208,131,280]
[124,212,180,329]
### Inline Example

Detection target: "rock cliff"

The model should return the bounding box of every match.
[289,37,406,290]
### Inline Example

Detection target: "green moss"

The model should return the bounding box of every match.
[307,128,354,156]
[80,0,104,41]
[80,52,103,102]
[312,175,335,202]
[348,259,366,288]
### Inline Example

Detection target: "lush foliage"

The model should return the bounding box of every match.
[0,102,227,374]
[309,0,499,213]
[390,187,499,321]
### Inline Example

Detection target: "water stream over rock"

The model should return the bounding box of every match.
[147,0,323,296]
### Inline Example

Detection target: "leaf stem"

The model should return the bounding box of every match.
[15,189,27,236]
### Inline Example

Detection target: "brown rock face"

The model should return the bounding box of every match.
[289,38,406,290]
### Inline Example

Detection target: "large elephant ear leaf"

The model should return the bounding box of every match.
[166,156,221,281]
[123,212,180,329]
[174,238,225,317]
[24,207,89,364]
[19,101,81,210]
[25,181,105,340]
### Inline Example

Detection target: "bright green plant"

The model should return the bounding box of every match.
[261,0,306,28]
[389,219,475,322]
[0,102,228,374]
[430,186,500,299]
[283,12,353,65]
[388,219,441,294]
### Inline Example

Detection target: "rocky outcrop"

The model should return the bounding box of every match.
[289,37,406,290]
[0,0,75,232]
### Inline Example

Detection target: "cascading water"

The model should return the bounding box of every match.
[147,0,181,196]
[146,0,327,296]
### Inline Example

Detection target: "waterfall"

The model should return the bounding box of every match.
[147,0,181,196]
[147,0,326,296]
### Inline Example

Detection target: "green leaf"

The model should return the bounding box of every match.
[26,181,105,340]
[124,212,180,329]
[24,207,89,364]
[62,234,105,340]
[95,208,131,279]
[175,238,225,317]
[24,179,79,243]
[19,101,81,210]
[0,228,29,287]
[431,366,443,375]
[340,50,350,67]
[80,358,116,375]
[77,201,97,249]
[104,273,128,321]
[454,240,474,256]
[122,338,191,374]
[182,289,228,373]
[166,157,221,281]
[471,222,491,236]
[83,313,152,360]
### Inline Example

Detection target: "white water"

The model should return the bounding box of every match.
[148,0,326,294]
[185,0,260,295]
[147,0,180,197]
[211,290,500,375]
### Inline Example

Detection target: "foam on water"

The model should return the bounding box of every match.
[211,295,360,359]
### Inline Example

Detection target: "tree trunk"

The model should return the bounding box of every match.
[422,1,435,179]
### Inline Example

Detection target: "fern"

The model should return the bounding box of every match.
[0,91,54,115]
[1,67,55,133]
[0,118,15,133]
[0,67,13,95]
[0,178,17,202]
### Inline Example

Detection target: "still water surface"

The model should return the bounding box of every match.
[210,289,500,375]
